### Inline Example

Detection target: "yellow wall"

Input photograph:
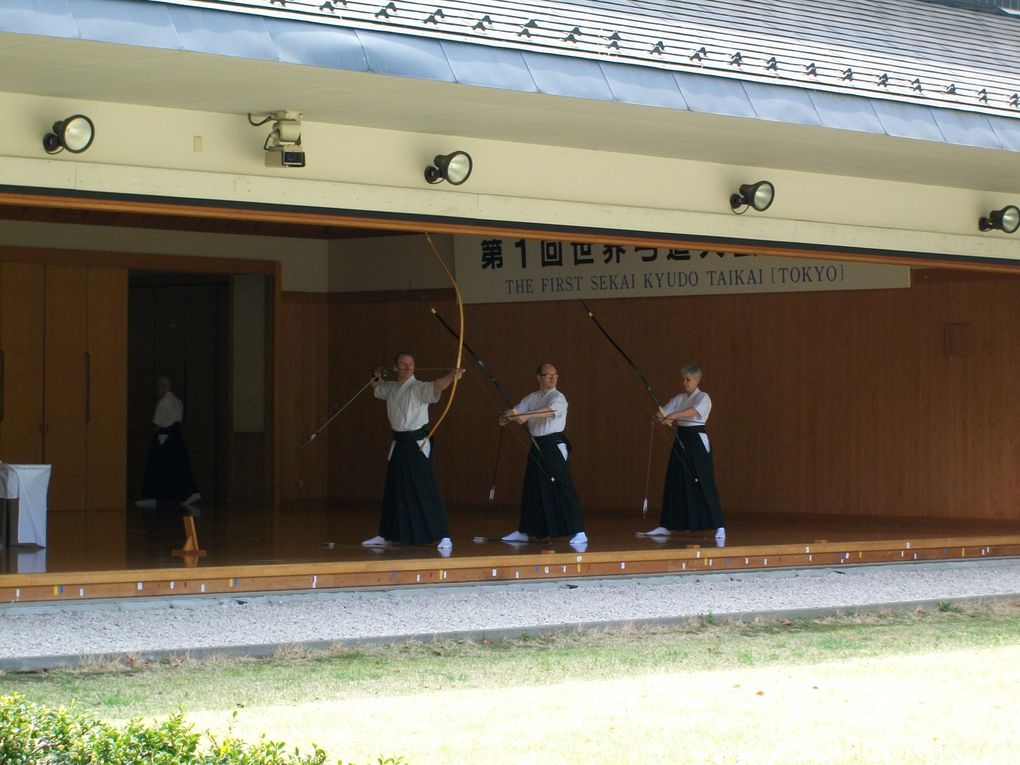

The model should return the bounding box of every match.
[4,91,1020,268]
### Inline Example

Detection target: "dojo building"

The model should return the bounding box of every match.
[1,0,1019,598]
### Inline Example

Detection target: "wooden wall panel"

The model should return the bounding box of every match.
[0,262,45,464]
[278,294,331,502]
[316,271,1020,522]
[86,267,128,510]
[2,261,128,511]
[43,265,89,512]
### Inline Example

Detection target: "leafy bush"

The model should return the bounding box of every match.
[0,694,403,765]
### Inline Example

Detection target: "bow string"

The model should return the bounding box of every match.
[579,299,698,505]
[421,233,464,447]
[424,296,556,488]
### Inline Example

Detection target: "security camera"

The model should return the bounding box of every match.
[266,144,305,168]
[248,110,306,167]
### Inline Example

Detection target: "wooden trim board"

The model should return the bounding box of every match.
[3,534,1019,604]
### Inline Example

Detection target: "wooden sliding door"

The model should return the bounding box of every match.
[1,259,127,511]
[0,262,45,464]
[43,264,89,512]
[86,267,128,510]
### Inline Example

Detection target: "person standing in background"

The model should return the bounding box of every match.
[135,374,200,508]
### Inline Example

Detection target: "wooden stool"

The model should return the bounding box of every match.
[172,512,206,565]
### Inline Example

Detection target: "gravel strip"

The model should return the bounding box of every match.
[3,559,1020,667]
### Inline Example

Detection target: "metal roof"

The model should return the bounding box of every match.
[138,0,1020,116]
[3,0,1018,157]
[2,0,1020,194]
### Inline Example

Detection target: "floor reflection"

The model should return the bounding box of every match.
[5,503,1020,576]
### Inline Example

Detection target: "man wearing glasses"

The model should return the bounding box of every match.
[500,363,588,550]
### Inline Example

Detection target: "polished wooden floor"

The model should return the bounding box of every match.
[3,502,1020,603]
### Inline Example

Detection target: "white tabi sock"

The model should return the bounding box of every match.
[641,526,671,537]
[501,530,529,542]
[361,535,391,547]
[437,537,453,550]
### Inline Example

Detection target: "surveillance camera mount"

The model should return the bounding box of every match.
[249,110,305,167]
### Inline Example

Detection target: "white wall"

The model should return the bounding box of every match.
[232,274,267,433]
[0,220,328,292]
[3,90,1020,270]
[328,234,454,293]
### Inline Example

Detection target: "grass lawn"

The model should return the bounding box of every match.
[4,601,1020,764]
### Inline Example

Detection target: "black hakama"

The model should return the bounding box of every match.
[378,426,450,545]
[141,423,199,503]
[660,425,724,531]
[518,433,585,538]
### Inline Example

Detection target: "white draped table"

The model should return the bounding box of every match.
[0,464,51,547]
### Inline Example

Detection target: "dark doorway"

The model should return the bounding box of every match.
[127,272,231,505]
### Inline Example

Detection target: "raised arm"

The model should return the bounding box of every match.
[432,367,466,394]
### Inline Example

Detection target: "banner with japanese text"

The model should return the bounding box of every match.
[453,236,910,304]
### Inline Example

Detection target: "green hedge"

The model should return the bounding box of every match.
[0,694,403,765]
